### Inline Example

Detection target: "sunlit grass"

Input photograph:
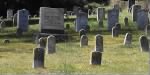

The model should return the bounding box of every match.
[0,8,149,74]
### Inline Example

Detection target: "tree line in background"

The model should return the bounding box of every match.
[0,0,147,16]
[0,0,112,16]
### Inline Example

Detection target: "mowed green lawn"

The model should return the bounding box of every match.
[0,9,149,74]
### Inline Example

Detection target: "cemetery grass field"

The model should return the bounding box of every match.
[0,9,149,74]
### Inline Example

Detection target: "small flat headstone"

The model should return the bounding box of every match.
[32,47,45,68]
[90,51,102,65]
[139,35,149,52]
[95,34,103,52]
[80,35,88,47]
[46,35,56,54]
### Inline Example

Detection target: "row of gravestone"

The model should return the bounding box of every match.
[33,34,103,68]
[33,29,150,68]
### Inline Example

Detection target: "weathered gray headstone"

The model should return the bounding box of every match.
[124,17,129,27]
[7,9,13,20]
[112,26,119,38]
[79,29,86,37]
[75,10,88,32]
[145,25,150,39]
[124,33,132,46]
[17,9,29,32]
[46,35,56,54]
[136,9,149,30]
[107,9,119,31]
[13,13,17,26]
[95,34,103,52]
[97,7,105,22]
[128,0,135,12]
[39,7,64,34]
[132,5,141,22]
[32,47,45,68]
[80,35,88,47]
[139,35,149,52]
[39,37,46,48]
[90,51,102,65]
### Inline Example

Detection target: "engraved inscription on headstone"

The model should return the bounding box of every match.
[39,7,64,34]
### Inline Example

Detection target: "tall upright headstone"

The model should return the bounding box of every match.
[7,9,13,20]
[97,7,105,22]
[75,10,88,32]
[95,34,103,52]
[107,9,119,31]
[136,9,149,30]
[46,35,56,54]
[139,35,149,52]
[39,7,64,34]
[128,0,135,11]
[17,9,29,32]
[132,5,141,22]
[32,47,45,68]
[97,7,105,27]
